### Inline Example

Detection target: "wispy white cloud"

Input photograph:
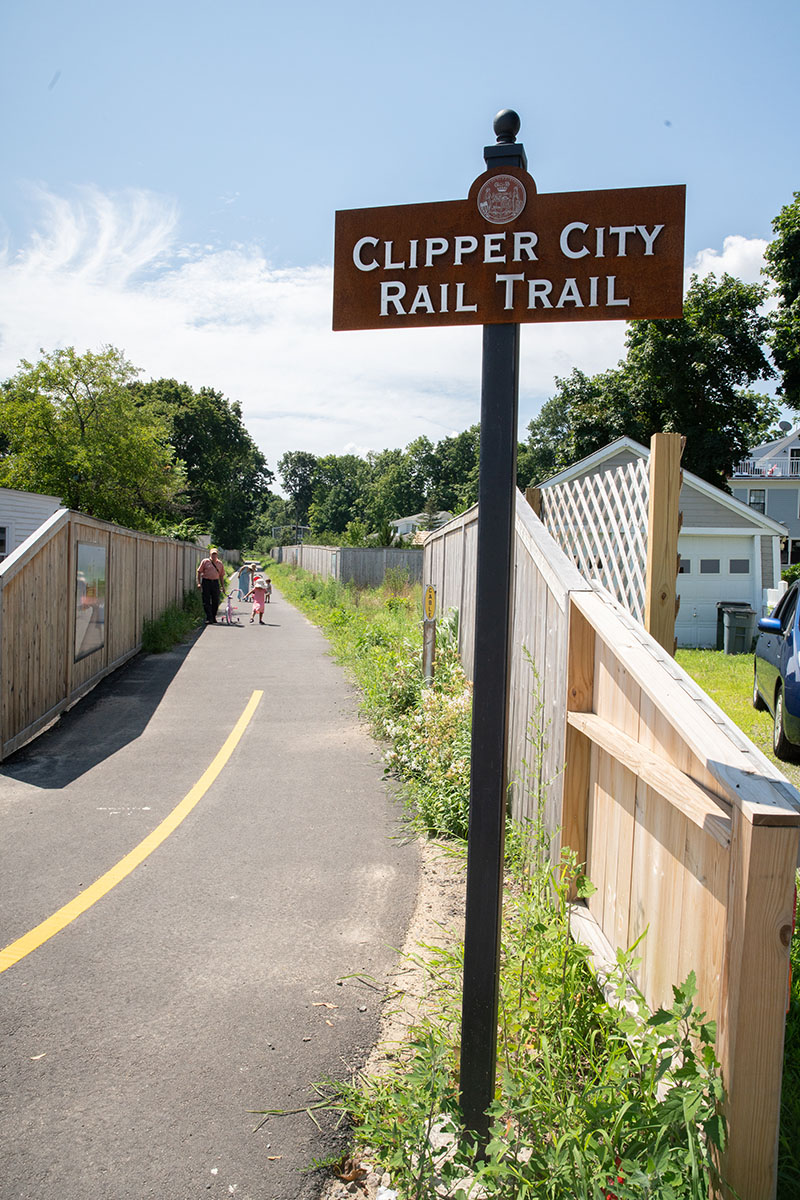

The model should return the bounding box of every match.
[0,187,769,468]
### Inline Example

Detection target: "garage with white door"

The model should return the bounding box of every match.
[676,533,761,648]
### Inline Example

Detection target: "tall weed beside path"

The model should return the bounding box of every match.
[265,561,473,838]
[141,589,204,652]
[326,847,727,1200]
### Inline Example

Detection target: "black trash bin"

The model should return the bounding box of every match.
[720,604,757,654]
[716,600,754,651]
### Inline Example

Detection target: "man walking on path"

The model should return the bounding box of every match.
[196,547,225,624]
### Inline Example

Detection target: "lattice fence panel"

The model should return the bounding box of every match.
[539,459,649,624]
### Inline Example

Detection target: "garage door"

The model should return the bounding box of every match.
[675,534,756,648]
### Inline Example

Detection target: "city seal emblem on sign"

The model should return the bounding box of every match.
[477,174,527,224]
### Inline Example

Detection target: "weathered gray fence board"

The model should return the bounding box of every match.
[271,544,422,587]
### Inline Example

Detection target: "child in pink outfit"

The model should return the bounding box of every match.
[245,578,267,624]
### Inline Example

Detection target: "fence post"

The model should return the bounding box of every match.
[717,812,799,1200]
[645,432,683,655]
[525,485,542,516]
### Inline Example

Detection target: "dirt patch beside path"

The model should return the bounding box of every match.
[320,838,466,1199]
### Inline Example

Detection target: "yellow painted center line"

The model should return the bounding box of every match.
[0,690,263,974]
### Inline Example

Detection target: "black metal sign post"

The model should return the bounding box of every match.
[459,114,525,1141]
[331,112,685,1149]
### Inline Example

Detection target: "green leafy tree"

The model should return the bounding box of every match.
[374,518,395,546]
[521,365,637,485]
[0,346,184,530]
[432,425,480,511]
[419,493,440,531]
[624,273,777,487]
[131,378,273,547]
[277,450,319,525]
[404,435,437,508]
[308,454,371,536]
[521,273,778,490]
[764,190,800,409]
[342,518,369,546]
[363,448,410,527]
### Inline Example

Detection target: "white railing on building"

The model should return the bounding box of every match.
[733,458,800,478]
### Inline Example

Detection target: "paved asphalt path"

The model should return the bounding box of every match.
[0,587,419,1200]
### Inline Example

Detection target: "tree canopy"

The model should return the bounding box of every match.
[277,450,319,525]
[130,378,273,546]
[0,347,185,530]
[521,273,778,491]
[764,190,800,410]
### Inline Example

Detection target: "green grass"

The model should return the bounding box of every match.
[675,648,800,788]
[141,589,204,653]
[676,649,800,1199]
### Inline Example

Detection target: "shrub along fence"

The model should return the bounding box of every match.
[0,508,203,761]
[270,543,423,587]
[424,492,800,1200]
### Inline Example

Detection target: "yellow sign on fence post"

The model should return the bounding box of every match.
[424,585,436,620]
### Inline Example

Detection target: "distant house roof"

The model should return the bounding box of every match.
[747,426,800,458]
[539,436,787,536]
[0,485,63,507]
[390,511,453,530]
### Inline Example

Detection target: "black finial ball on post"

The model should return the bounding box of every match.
[493,109,521,145]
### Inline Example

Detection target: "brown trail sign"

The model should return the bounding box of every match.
[334,169,684,331]
[333,109,686,1147]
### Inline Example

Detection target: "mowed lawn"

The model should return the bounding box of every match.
[676,648,800,790]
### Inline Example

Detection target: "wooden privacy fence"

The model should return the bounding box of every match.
[271,544,423,587]
[424,492,800,1200]
[271,543,339,579]
[0,509,203,761]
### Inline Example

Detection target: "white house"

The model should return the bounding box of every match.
[0,488,64,562]
[729,424,800,567]
[390,510,453,539]
[538,438,787,648]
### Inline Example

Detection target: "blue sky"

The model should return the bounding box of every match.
[1,0,798,476]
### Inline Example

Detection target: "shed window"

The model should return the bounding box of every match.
[678,558,691,574]
[729,559,750,574]
[700,559,720,574]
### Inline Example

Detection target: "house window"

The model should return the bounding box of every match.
[678,558,691,574]
[0,526,6,561]
[748,488,766,514]
[729,559,750,574]
[700,559,720,574]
